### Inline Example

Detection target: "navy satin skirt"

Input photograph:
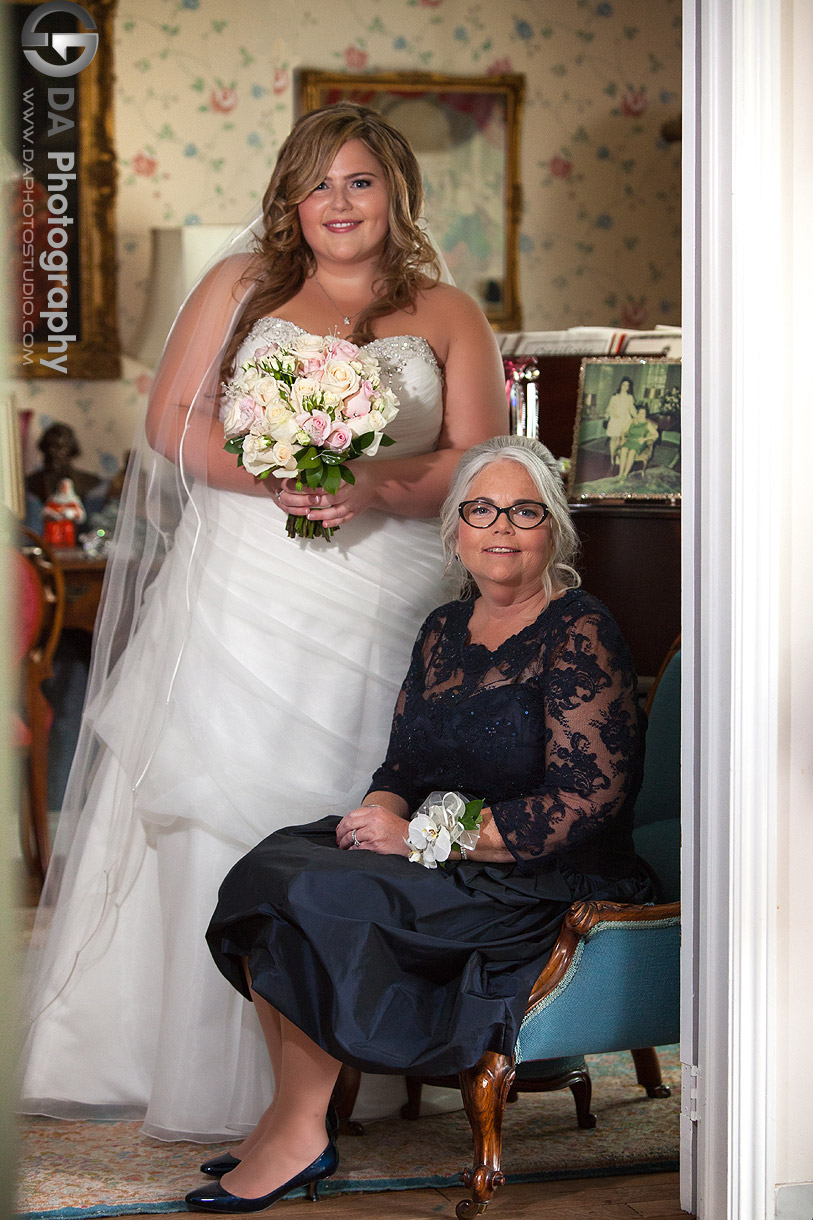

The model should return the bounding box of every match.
[206,817,655,1077]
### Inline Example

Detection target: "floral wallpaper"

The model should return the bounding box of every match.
[11,0,681,479]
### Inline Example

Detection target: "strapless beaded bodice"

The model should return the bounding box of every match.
[235,318,444,461]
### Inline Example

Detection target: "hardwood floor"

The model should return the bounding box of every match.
[110,1171,689,1218]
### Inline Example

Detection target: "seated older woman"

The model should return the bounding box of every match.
[186,435,657,1214]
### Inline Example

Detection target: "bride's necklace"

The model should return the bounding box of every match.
[313,272,371,328]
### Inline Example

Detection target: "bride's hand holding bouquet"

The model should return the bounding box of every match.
[220,332,398,541]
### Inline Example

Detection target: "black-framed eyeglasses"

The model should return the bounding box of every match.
[458,500,551,529]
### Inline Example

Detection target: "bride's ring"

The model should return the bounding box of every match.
[351,829,360,848]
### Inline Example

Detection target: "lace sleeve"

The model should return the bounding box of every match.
[365,613,440,809]
[490,609,642,872]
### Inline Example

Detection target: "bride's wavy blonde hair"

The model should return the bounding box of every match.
[220,103,442,380]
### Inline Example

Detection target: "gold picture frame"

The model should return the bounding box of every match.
[6,0,120,378]
[298,69,524,331]
[567,357,682,502]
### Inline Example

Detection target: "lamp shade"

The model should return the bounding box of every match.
[128,226,239,369]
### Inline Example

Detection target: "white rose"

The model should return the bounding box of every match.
[355,352,380,381]
[253,377,284,408]
[320,359,360,398]
[267,413,299,443]
[365,409,387,433]
[376,388,399,423]
[349,410,388,456]
[290,377,323,410]
[345,415,371,438]
[241,431,276,477]
[290,332,328,359]
[270,440,298,471]
[234,364,262,392]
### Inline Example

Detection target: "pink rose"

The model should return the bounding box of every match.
[342,380,375,418]
[132,152,157,177]
[487,57,513,74]
[621,89,648,117]
[343,46,368,69]
[549,155,573,180]
[329,338,360,361]
[296,410,333,444]
[222,394,263,439]
[210,86,238,113]
[300,354,327,375]
[326,425,353,452]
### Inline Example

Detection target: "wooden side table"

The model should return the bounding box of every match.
[52,548,107,635]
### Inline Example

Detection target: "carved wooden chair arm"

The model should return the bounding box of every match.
[525,898,680,1012]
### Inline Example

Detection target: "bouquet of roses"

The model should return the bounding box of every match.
[220,332,398,541]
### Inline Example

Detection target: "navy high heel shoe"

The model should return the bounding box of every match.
[185,1140,339,1213]
[199,1153,240,1178]
[198,1106,339,1178]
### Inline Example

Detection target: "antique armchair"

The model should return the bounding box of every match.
[396,637,682,1217]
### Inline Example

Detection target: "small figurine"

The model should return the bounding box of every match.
[42,477,86,547]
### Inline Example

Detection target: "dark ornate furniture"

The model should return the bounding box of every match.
[15,529,66,881]
[513,353,681,679]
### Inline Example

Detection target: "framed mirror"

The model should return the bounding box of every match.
[5,0,120,378]
[298,69,524,331]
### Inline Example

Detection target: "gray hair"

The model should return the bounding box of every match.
[439,435,582,602]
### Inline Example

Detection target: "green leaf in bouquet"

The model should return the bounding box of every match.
[296,446,322,470]
[378,433,396,447]
[461,798,485,830]
[223,437,245,455]
[306,466,323,490]
[321,451,344,465]
[338,464,355,485]
[323,464,342,496]
[354,431,374,449]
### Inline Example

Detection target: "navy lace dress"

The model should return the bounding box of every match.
[206,590,656,1076]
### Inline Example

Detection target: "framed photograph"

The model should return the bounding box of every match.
[5,0,120,378]
[567,358,682,502]
[298,69,524,331]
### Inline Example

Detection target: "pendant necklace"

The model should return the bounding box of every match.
[313,272,369,328]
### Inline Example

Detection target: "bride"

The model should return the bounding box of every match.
[19,103,508,1142]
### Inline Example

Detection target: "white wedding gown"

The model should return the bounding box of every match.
[20,319,455,1141]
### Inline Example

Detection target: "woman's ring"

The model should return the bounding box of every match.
[351,829,360,848]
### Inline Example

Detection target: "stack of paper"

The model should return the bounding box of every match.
[499,326,682,358]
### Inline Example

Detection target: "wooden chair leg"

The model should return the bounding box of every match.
[330,1064,365,1135]
[630,1047,671,1098]
[569,1067,597,1129]
[400,1077,423,1120]
[456,1052,516,1218]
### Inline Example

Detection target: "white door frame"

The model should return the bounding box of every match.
[682,1,787,1216]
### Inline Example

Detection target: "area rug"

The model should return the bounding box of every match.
[17,1046,680,1218]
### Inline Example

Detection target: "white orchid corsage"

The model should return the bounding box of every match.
[405,791,485,870]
